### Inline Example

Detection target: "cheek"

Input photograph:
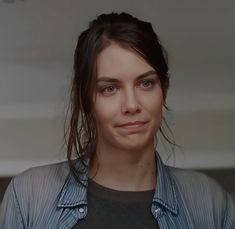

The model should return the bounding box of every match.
[140,91,163,115]
[93,96,120,124]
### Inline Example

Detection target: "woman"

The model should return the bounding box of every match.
[0,12,234,228]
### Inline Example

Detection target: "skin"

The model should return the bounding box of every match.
[88,43,164,191]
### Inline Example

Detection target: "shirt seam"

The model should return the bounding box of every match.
[223,192,230,228]
[12,178,25,229]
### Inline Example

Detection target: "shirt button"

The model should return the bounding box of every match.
[79,207,84,213]
[155,208,160,213]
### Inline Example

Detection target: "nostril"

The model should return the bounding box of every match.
[121,91,141,114]
[121,104,141,115]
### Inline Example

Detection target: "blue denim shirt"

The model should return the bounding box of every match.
[1,155,234,228]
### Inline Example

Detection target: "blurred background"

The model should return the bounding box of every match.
[0,0,234,203]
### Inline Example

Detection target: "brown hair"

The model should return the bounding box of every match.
[65,12,172,182]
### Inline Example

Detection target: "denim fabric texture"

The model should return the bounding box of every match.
[0,154,234,229]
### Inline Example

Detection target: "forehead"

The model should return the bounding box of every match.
[96,44,154,80]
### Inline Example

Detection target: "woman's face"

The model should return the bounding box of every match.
[93,43,163,151]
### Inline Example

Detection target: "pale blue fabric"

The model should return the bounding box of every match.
[0,154,234,228]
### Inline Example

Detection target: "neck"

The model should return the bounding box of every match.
[88,143,156,191]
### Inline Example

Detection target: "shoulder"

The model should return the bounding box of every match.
[13,161,70,189]
[11,161,70,206]
[168,166,232,215]
[167,166,235,226]
[168,166,224,195]
[0,161,72,227]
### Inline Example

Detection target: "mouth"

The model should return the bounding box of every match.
[116,121,148,130]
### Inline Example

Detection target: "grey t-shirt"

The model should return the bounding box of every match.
[73,179,159,229]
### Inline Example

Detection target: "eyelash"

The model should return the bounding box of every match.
[98,79,157,95]
[99,85,118,94]
[138,79,156,88]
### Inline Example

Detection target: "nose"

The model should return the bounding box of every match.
[121,89,141,115]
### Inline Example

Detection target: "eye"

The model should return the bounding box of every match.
[99,85,118,95]
[138,79,156,89]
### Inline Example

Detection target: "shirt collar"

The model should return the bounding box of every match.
[58,152,178,214]
[58,159,89,207]
[153,153,178,215]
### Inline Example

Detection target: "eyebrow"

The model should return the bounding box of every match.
[96,70,157,83]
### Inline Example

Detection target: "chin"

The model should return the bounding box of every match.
[116,135,154,151]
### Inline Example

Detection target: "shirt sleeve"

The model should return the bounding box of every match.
[223,192,235,229]
[0,178,25,229]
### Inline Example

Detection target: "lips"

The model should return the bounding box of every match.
[116,121,148,128]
